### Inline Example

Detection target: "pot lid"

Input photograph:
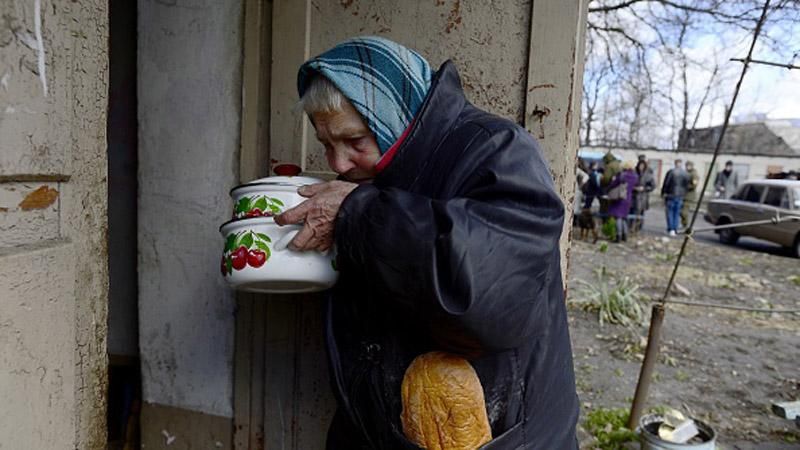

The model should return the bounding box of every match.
[230,175,323,193]
[273,163,302,176]
[219,215,278,233]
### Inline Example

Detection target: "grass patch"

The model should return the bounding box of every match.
[654,252,675,263]
[572,267,646,328]
[585,407,637,450]
[647,405,669,415]
[602,217,616,240]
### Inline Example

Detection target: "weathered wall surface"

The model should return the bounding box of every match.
[0,243,77,449]
[525,0,588,280]
[0,0,109,448]
[271,0,533,175]
[138,0,241,425]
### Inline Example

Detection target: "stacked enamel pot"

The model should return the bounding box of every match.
[219,168,338,294]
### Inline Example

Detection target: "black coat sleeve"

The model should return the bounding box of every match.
[661,170,672,197]
[334,127,564,353]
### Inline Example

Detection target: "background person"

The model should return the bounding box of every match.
[681,160,700,228]
[607,160,638,242]
[714,160,739,199]
[582,161,603,209]
[661,159,690,236]
[599,151,620,222]
[632,157,655,231]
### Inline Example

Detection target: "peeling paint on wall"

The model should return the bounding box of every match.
[444,0,462,34]
[33,0,47,97]
[18,185,58,210]
[1,182,61,247]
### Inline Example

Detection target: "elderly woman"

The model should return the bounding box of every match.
[632,158,655,231]
[276,36,578,449]
[606,160,639,242]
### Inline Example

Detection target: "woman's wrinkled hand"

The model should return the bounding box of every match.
[274,181,358,252]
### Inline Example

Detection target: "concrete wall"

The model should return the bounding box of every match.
[0,1,109,448]
[137,0,242,437]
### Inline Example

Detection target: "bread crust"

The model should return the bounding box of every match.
[400,352,492,450]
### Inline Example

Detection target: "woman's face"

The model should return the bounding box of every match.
[311,101,381,183]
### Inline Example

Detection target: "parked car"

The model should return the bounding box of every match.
[705,179,800,257]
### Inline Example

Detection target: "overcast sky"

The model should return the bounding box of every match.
[583,2,800,149]
[689,31,800,126]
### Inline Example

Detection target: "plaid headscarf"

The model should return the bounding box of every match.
[297,36,433,154]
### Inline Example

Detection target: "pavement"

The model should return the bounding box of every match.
[637,203,794,258]
[568,216,800,448]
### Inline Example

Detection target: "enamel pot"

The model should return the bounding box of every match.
[229,175,323,220]
[219,216,338,294]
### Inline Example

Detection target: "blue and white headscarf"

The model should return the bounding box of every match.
[297,36,433,154]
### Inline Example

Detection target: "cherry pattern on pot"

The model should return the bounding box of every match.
[221,230,272,276]
[234,195,285,219]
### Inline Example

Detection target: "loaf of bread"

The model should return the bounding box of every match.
[400,352,492,450]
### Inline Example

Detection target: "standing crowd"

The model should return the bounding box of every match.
[575,152,740,242]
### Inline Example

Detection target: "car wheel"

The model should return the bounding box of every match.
[718,223,739,245]
[792,235,800,259]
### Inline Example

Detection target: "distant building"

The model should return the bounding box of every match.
[679,120,800,158]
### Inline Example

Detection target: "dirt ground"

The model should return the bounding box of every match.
[566,229,800,449]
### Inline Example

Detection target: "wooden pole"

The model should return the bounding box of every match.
[626,0,771,430]
[627,304,665,430]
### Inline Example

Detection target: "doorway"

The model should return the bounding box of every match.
[107,0,141,447]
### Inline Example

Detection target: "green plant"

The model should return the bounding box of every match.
[782,431,798,443]
[572,267,645,328]
[648,405,669,415]
[585,407,637,450]
[788,275,800,286]
[598,242,609,253]
[602,217,616,240]
[654,252,674,262]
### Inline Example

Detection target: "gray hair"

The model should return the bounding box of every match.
[299,75,347,114]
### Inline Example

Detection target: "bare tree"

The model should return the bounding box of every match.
[583,0,800,149]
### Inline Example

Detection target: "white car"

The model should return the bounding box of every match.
[704,179,800,257]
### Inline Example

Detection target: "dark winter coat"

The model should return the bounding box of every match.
[633,166,656,214]
[607,169,638,219]
[661,167,690,199]
[714,169,739,199]
[327,61,579,449]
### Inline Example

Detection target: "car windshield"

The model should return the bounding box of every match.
[794,188,800,209]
